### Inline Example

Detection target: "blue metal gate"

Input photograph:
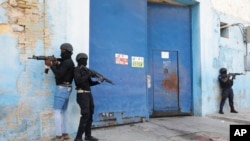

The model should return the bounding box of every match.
[89,0,192,127]
[89,0,148,127]
[147,3,192,116]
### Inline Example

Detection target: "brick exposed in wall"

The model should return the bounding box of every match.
[1,0,51,51]
[0,24,13,34]
[0,1,53,139]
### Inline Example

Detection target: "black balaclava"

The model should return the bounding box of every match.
[78,58,87,66]
[220,68,227,75]
[60,50,72,60]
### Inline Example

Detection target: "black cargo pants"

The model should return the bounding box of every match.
[75,92,94,139]
[219,88,235,111]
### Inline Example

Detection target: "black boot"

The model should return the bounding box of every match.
[231,109,238,113]
[74,138,83,141]
[84,136,98,141]
[219,110,224,114]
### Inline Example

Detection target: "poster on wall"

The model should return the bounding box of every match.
[115,53,128,65]
[132,56,144,68]
[161,51,169,59]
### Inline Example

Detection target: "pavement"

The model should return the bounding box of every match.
[43,109,250,141]
[207,109,250,124]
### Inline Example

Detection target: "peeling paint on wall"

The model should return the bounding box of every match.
[211,0,250,22]
[202,6,250,115]
[0,0,54,140]
[0,0,91,140]
[0,23,13,34]
[1,0,51,51]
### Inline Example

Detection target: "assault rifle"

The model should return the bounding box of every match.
[228,73,244,79]
[28,55,62,74]
[80,65,114,85]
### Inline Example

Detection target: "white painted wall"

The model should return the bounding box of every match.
[67,0,90,65]
[211,0,250,22]
[197,0,250,116]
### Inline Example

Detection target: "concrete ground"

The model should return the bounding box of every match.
[42,109,250,141]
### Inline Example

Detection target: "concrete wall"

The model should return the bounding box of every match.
[1,0,250,140]
[198,0,250,116]
[0,0,89,140]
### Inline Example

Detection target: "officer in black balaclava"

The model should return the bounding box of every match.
[218,67,238,114]
[60,43,73,60]
[45,43,75,141]
[73,53,103,141]
[77,53,88,66]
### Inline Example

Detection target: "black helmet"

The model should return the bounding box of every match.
[219,68,227,74]
[60,43,73,52]
[76,53,88,61]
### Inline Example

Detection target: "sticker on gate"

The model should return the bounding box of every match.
[115,53,128,65]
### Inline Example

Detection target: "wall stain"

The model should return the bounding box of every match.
[161,69,178,92]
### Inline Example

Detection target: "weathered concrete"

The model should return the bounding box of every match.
[39,109,250,141]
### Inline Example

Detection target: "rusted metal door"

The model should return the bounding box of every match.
[153,50,179,111]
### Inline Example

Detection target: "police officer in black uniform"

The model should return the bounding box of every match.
[74,53,103,141]
[218,68,238,114]
[45,43,75,141]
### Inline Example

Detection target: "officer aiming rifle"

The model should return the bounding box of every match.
[80,65,114,85]
[228,72,244,79]
[28,55,62,73]
[218,68,244,114]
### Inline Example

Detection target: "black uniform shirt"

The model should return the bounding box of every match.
[74,65,99,91]
[51,58,75,85]
[218,74,233,89]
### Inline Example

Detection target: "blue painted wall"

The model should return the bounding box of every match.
[191,3,201,116]
[0,0,88,140]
